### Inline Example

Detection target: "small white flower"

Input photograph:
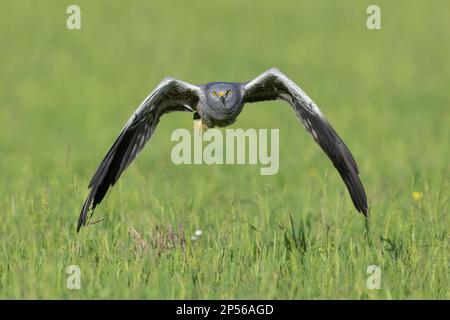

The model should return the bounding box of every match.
[194,230,203,237]
[191,236,198,241]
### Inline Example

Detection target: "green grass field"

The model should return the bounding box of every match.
[0,0,448,299]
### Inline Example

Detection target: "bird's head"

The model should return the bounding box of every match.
[205,83,242,112]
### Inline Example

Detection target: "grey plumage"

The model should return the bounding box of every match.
[77,68,368,232]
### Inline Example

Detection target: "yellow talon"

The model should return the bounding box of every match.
[194,119,208,132]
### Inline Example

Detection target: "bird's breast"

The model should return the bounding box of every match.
[199,103,243,128]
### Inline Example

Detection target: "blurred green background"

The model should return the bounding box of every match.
[0,0,448,299]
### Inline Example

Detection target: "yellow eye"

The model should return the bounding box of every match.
[227,89,232,95]
[212,91,217,96]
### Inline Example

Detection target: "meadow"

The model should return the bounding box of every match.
[0,0,448,299]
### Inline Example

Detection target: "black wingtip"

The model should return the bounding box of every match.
[358,202,369,217]
[360,206,368,217]
[77,193,93,233]
[340,169,368,217]
[76,126,136,234]
[360,199,368,217]
[76,211,86,233]
[76,206,87,233]
[76,220,83,233]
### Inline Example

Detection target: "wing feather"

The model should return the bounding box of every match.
[243,69,368,215]
[77,78,202,231]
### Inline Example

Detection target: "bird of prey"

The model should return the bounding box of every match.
[77,68,368,232]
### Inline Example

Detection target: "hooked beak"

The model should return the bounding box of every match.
[219,92,225,104]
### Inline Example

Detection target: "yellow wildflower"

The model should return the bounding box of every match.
[412,191,423,202]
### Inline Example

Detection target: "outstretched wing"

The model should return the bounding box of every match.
[77,78,202,231]
[243,68,368,215]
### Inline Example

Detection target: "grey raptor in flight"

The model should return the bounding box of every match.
[77,68,368,232]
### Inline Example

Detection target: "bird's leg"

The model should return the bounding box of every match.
[194,119,208,132]
[193,112,208,132]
